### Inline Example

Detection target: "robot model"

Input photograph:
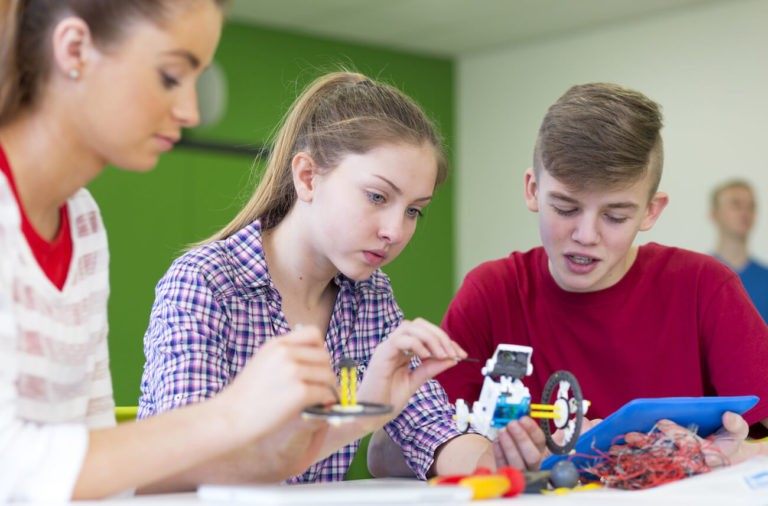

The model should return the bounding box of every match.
[454,344,589,455]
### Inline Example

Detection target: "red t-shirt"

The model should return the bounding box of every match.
[0,144,72,290]
[438,244,768,432]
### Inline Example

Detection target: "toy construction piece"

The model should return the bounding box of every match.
[429,466,525,500]
[453,344,589,456]
[302,358,393,426]
[536,370,588,455]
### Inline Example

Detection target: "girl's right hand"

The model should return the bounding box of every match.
[220,325,336,438]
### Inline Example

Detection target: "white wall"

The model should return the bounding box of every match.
[456,0,768,285]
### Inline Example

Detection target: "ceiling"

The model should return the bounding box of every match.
[226,0,731,58]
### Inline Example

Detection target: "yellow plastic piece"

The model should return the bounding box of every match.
[114,406,138,424]
[339,364,358,407]
[542,482,603,495]
[340,368,350,406]
[349,367,357,405]
[530,411,560,419]
[459,475,511,500]
[530,403,558,411]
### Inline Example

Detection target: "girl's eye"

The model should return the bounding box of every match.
[552,206,577,217]
[160,71,180,89]
[366,191,386,204]
[406,208,424,219]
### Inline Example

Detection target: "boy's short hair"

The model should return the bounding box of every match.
[710,179,755,210]
[533,83,664,200]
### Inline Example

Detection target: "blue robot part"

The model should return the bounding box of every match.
[492,396,531,428]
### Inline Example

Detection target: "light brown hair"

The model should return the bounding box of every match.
[0,0,228,126]
[533,82,664,200]
[200,71,448,244]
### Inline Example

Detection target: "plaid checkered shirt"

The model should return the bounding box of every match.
[137,219,462,482]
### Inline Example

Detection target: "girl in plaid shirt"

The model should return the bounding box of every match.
[140,71,501,486]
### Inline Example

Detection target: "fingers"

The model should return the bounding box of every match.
[265,326,336,386]
[720,411,749,440]
[280,324,326,347]
[493,417,546,471]
[249,328,337,400]
[218,326,340,443]
[620,419,685,450]
[612,416,760,469]
[360,318,467,411]
[707,412,764,466]
[392,318,468,361]
[581,417,603,434]
[382,319,469,386]
[408,357,460,386]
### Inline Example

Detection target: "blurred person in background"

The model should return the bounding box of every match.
[711,179,768,322]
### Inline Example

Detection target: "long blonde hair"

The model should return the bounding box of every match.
[199,71,448,245]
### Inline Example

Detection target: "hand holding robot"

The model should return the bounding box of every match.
[454,344,590,456]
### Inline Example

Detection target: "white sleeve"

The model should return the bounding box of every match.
[0,179,89,502]
[0,400,88,501]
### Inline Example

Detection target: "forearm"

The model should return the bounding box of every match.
[137,445,286,494]
[367,428,415,478]
[367,430,494,479]
[73,396,246,499]
[429,434,494,477]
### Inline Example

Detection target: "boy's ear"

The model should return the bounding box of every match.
[639,191,669,231]
[51,17,92,80]
[292,152,317,202]
[524,168,540,212]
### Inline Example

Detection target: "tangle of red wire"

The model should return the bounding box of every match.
[582,424,730,490]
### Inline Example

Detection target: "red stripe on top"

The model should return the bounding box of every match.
[0,144,72,290]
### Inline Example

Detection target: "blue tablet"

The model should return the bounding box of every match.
[541,395,759,471]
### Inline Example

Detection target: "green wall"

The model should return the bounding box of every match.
[87,22,455,406]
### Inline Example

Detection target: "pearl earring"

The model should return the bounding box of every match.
[68,68,80,80]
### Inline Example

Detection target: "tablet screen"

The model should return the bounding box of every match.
[541,395,759,471]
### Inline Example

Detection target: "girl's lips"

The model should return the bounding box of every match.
[154,135,179,152]
[363,250,386,266]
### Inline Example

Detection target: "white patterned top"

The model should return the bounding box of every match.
[0,165,115,502]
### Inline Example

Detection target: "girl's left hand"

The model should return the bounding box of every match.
[356,318,467,416]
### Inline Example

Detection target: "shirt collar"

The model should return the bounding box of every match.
[226,219,271,289]
[223,218,387,295]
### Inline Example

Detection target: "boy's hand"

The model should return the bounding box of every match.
[709,412,768,465]
[644,411,768,467]
[494,416,603,471]
[493,417,547,471]
[626,413,768,467]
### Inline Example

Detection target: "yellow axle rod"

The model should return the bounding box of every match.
[530,404,558,411]
[530,411,561,419]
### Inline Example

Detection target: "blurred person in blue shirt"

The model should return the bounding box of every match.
[711,179,768,322]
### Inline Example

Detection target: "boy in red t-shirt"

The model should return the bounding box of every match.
[435,82,768,471]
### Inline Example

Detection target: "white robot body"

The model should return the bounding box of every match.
[454,344,534,439]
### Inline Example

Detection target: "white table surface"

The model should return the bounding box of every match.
[70,456,768,506]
